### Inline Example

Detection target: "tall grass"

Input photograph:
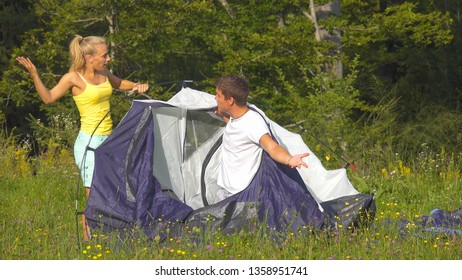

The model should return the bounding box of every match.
[1,133,461,260]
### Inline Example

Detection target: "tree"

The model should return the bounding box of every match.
[301,0,343,76]
[0,0,36,130]
[339,0,460,154]
[339,1,454,113]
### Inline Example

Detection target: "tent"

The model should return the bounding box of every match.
[84,87,375,239]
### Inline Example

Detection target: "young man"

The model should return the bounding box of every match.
[214,74,309,199]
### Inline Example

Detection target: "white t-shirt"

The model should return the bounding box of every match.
[217,109,270,194]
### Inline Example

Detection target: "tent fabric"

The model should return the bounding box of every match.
[421,207,462,235]
[84,87,375,238]
[402,207,462,237]
[187,152,326,235]
[85,101,193,234]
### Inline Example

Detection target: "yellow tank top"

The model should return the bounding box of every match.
[73,72,113,135]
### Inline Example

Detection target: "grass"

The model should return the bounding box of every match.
[1,141,461,260]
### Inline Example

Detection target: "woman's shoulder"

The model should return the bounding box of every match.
[63,71,81,81]
[62,71,86,88]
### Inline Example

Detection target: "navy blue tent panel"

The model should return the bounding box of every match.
[416,207,462,236]
[320,193,376,230]
[85,102,193,234]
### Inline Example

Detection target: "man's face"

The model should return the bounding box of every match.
[215,88,230,113]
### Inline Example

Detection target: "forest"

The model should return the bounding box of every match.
[1,0,461,166]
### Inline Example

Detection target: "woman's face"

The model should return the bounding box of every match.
[89,44,110,70]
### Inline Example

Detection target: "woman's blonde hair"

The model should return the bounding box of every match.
[69,35,106,72]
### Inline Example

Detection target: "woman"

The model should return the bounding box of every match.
[17,35,149,241]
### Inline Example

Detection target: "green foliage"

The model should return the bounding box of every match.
[394,106,462,156]
[343,2,453,48]
[0,130,33,178]
[335,0,461,158]
[1,0,351,150]
[340,1,455,105]
[0,0,36,74]
[27,112,79,151]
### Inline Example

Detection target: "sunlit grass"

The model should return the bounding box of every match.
[1,139,461,260]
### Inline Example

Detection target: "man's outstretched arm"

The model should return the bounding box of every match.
[259,134,309,169]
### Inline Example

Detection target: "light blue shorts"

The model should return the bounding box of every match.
[74,130,109,187]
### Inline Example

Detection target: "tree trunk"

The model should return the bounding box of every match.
[218,0,235,20]
[105,7,117,71]
[305,0,343,77]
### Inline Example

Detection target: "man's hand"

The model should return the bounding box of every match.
[287,153,309,169]
[213,108,230,123]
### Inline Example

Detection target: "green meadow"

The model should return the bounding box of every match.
[1,138,461,260]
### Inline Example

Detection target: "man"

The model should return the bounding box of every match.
[214,74,309,199]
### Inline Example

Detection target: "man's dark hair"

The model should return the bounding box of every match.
[215,74,249,106]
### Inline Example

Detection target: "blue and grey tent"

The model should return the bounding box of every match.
[84,87,375,239]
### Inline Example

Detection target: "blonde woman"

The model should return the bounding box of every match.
[17,35,149,241]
